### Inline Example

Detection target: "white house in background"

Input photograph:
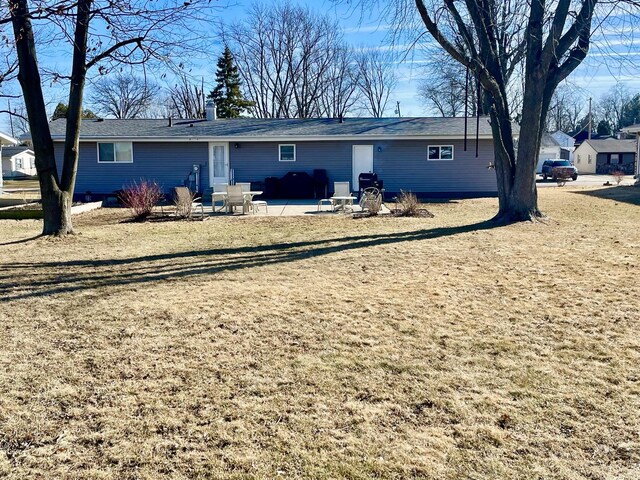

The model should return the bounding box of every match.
[574,139,637,174]
[1,146,36,179]
[551,130,576,161]
[536,133,563,173]
[0,131,20,195]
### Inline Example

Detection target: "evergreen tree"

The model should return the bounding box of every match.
[619,94,640,128]
[51,102,98,121]
[208,47,254,118]
[596,120,613,136]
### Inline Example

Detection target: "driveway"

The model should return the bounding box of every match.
[536,174,636,187]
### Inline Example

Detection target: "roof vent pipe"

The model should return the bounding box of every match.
[205,101,216,121]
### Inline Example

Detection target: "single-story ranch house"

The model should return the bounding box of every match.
[36,112,508,200]
[573,138,637,175]
[1,146,36,179]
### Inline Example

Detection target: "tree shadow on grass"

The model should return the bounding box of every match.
[0,220,501,302]
[571,186,640,207]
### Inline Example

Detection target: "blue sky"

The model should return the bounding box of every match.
[3,0,640,133]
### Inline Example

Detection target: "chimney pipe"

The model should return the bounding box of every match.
[205,101,216,121]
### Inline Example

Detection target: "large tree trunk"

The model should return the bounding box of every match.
[11,0,92,236]
[11,0,74,235]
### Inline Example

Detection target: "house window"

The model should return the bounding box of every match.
[16,158,23,169]
[97,142,133,163]
[427,145,454,161]
[588,155,592,164]
[279,144,296,162]
[577,155,581,164]
[610,153,620,164]
[30,159,35,169]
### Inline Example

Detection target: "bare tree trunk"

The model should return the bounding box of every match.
[11,0,71,235]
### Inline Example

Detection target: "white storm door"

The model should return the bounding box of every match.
[352,145,374,191]
[209,143,229,187]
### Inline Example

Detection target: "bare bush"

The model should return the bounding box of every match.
[119,181,164,220]
[393,191,434,217]
[611,171,626,185]
[174,188,196,218]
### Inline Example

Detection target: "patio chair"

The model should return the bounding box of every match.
[226,184,246,214]
[330,181,354,211]
[359,187,383,214]
[174,186,204,218]
[236,182,251,192]
[247,197,268,214]
[213,183,228,212]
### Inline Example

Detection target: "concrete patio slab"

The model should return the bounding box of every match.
[199,199,391,217]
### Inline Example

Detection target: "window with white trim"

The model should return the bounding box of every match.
[427,145,454,161]
[16,158,23,169]
[98,142,133,163]
[279,144,296,162]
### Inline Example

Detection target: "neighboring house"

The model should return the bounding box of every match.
[0,131,20,194]
[27,112,513,200]
[550,130,576,161]
[573,139,637,174]
[1,146,36,179]
[621,124,640,176]
[536,133,563,173]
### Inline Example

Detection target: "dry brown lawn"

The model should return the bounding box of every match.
[0,186,639,479]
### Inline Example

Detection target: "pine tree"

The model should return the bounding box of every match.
[208,47,254,118]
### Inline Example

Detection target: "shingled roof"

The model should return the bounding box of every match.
[42,116,503,141]
[1,146,33,160]
[583,139,637,154]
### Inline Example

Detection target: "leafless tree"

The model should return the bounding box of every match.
[597,82,632,131]
[354,0,638,222]
[225,2,363,119]
[319,46,361,118]
[87,74,159,119]
[546,83,587,133]
[354,48,397,117]
[166,74,206,119]
[3,0,217,236]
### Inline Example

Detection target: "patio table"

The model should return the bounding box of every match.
[212,191,263,214]
[331,196,357,212]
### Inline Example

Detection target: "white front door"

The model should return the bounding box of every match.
[352,145,374,191]
[209,142,229,187]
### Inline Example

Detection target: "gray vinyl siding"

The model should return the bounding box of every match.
[55,142,209,195]
[231,139,497,194]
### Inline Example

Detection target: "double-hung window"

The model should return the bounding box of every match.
[16,158,23,169]
[279,144,296,162]
[98,142,133,163]
[427,145,454,161]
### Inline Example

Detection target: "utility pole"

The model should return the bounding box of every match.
[394,101,401,118]
[588,97,592,140]
[7,100,15,138]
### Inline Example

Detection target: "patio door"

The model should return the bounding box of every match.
[352,145,374,191]
[209,142,229,187]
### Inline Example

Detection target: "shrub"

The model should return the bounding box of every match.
[119,180,164,220]
[393,191,434,217]
[174,187,196,218]
[611,170,625,185]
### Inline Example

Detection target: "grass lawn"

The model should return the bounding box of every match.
[0,186,639,479]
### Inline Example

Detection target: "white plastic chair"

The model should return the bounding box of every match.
[213,183,228,212]
[226,184,246,213]
[236,182,251,192]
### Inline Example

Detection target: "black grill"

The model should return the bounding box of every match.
[358,172,383,192]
